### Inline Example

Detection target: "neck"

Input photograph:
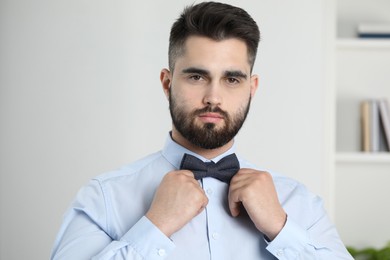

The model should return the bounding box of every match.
[171,129,234,160]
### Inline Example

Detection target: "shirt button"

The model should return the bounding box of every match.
[157,248,166,257]
[206,188,213,195]
[276,249,284,257]
[212,232,219,240]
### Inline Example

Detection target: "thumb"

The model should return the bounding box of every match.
[228,195,241,217]
[197,195,209,215]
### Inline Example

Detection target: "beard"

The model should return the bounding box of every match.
[169,89,251,149]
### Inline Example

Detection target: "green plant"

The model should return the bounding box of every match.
[347,242,390,260]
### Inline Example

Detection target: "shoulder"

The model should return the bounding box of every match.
[239,156,312,189]
[269,172,326,223]
[93,151,168,183]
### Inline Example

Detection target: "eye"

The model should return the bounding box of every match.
[226,77,240,84]
[190,75,201,80]
[188,74,204,82]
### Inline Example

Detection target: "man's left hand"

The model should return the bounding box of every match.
[228,169,287,241]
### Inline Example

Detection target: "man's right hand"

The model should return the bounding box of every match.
[146,170,209,237]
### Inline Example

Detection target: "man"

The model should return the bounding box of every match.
[51,2,353,259]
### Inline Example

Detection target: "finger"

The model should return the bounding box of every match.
[173,170,201,185]
[228,189,241,217]
[229,174,251,191]
[228,198,241,217]
[197,196,209,215]
[176,169,195,178]
[230,168,254,183]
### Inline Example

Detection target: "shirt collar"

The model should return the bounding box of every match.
[161,132,237,169]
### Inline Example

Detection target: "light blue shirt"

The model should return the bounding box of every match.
[51,135,352,259]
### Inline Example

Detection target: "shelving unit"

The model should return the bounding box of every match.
[333,0,390,249]
[336,152,390,163]
[337,38,390,49]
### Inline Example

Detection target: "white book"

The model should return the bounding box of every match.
[370,100,380,152]
[358,23,390,34]
[358,23,390,38]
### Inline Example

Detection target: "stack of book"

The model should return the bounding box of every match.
[358,23,390,38]
[361,99,390,152]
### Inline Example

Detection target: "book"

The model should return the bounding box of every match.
[361,99,390,152]
[378,99,390,150]
[358,23,390,38]
[361,100,371,152]
[371,100,380,152]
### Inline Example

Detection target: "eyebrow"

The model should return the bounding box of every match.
[182,67,247,79]
[224,70,247,80]
[182,67,210,76]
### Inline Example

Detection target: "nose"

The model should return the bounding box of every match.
[202,82,222,107]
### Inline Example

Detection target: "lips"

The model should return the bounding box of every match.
[198,112,224,123]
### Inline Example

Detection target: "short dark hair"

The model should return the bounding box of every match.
[168,2,260,71]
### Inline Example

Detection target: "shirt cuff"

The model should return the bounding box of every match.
[266,217,310,259]
[121,216,176,259]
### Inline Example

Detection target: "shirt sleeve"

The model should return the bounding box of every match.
[51,180,175,260]
[265,212,353,259]
[92,217,176,260]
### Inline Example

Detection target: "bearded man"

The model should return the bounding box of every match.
[51,2,353,259]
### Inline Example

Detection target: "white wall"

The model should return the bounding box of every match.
[0,1,330,259]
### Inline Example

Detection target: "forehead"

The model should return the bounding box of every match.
[175,36,251,72]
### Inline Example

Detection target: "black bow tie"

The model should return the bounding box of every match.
[180,153,240,183]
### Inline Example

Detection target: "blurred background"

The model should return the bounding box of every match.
[1,0,389,259]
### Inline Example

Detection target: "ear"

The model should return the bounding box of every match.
[250,74,259,98]
[160,68,172,99]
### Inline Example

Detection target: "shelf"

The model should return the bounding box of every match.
[337,38,390,49]
[336,152,390,163]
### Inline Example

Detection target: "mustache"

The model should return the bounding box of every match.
[193,106,229,119]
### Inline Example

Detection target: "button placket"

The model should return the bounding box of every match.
[203,179,226,256]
